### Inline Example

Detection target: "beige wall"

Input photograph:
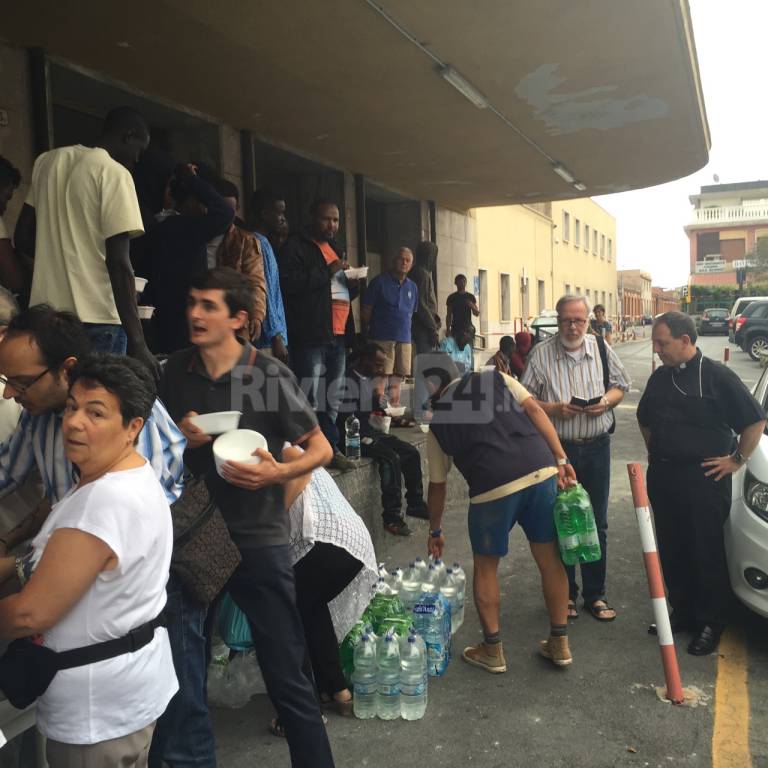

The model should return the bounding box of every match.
[0,43,35,234]
[474,205,555,349]
[551,198,618,320]
[435,206,478,329]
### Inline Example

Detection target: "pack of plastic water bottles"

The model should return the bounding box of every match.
[344,557,468,721]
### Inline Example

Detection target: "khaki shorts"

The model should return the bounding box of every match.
[372,340,412,376]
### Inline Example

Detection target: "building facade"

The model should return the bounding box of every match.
[552,198,618,316]
[652,287,679,315]
[618,269,653,318]
[685,181,768,288]
[474,198,617,350]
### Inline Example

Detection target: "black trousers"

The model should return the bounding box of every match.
[361,434,425,521]
[294,542,363,696]
[226,545,335,768]
[647,461,733,626]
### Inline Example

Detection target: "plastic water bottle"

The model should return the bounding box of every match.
[400,635,427,720]
[352,634,378,719]
[554,484,601,564]
[553,487,581,566]
[376,631,401,720]
[440,570,461,635]
[390,566,404,593]
[421,563,440,594]
[413,557,428,576]
[345,414,361,461]
[400,563,423,612]
[578,494,601,563]
[430,556,447,586]
[451,562,466,630]
[413,591,451,676]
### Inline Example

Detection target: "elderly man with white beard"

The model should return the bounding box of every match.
[521,295,631,623]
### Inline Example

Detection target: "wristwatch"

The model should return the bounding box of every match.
[430,528,443,538]
[732,449,746,465]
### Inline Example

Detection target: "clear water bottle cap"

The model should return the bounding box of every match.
[435,558,443,565]
[409,561,416,568]
[453,562,461,568]
[428,563,437,571]
[408,635,416,644]
[446,567,453,574]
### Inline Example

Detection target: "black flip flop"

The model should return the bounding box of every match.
[587,600,616,622]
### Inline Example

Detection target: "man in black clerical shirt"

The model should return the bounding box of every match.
[637,312,765,655]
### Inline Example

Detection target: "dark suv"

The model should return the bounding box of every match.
[699,307,730,335]
[734,300,768,360]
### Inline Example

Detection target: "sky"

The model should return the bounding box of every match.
[594,0,768,289]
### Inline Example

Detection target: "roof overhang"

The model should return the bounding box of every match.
[2,0,710,210]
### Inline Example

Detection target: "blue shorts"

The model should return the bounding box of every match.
[468,476,557,556]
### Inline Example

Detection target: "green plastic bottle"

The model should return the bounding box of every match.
[554,486,581,565]
[553,484,601,564]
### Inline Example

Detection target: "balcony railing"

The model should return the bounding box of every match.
[692,205,768,226]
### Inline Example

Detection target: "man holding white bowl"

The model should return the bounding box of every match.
[159,267,336,768]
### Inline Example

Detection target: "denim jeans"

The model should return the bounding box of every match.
[561,435,611,605]
[83,323,128,354]
[290,337,347,450]
[149,574,216,768]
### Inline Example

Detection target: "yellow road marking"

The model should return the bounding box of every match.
[712,627,751,768]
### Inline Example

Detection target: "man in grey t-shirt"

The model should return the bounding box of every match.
[160,267,336,768]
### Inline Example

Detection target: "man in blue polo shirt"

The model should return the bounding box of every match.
[361,247,418,411]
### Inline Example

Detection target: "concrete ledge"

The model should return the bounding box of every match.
[327,428,469,559]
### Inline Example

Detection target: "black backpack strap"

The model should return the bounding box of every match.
[595,334,610,393]
[55,612,167,671]
[594,334,616,434]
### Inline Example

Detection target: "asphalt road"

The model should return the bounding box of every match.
[215,331,768,768]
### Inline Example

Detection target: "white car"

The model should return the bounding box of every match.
[725,366,768,618]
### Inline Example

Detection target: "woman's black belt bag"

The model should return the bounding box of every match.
[0,612,166,709]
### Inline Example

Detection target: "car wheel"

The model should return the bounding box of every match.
[747,335,768,361]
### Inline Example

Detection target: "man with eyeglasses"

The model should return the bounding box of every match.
[0,304,185,553]
[521,295,630,623]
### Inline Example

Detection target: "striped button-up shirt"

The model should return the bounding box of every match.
[0,399,186,505]
[521,333,631,441]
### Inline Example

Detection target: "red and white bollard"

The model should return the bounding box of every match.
[724,347,730,365]
[627,462,685,704]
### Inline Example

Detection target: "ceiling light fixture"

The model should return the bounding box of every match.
[438,65,489,109]
[552,162,576,184]
[573,181,587,192]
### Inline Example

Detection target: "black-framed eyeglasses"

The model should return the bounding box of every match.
[558,318,587,328]
[0,368,51,395]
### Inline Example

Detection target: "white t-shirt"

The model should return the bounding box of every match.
[26,145,144,325]
[30,462,178,744]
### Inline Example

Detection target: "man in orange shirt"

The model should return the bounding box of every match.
[279,199,360,470]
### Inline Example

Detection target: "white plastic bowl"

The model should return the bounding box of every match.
[189,411,242,435]
[137,305,155,319]
[213,429,268,478]
[135,276,148,293]
[344,266,369,280]
[385,405,406,418]
[418,423,429,433]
